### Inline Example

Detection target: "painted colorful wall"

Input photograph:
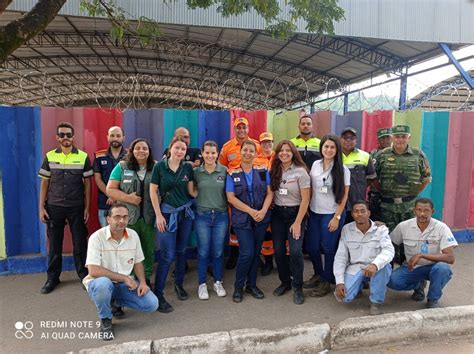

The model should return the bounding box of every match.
[0,107,472,274]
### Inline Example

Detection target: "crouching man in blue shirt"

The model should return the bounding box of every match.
[333,200,394,316]
[83,203,158,341]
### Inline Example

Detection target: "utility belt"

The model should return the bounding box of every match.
[381,195,416,204]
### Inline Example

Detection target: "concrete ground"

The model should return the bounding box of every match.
[1,243,473,354]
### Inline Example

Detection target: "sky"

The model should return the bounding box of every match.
[346,45,474,99]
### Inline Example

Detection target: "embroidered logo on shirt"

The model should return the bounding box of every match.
[127,258,134,264]
[101,160,108,165]
[182,175,189,181]
[217,175,225,182]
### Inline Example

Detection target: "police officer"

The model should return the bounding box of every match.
[38,122,94,294]
[368,128,392,222]
[340,127,376,224]
[290,115,321,170]
[374,125,432,264]
[93,126,127,227]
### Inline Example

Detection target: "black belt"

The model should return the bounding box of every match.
[381,195,416,204]
[274,205,299,211]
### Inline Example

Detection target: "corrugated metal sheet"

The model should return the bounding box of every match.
[7,0,474,44]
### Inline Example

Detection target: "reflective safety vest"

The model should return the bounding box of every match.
[118,161,155,225]
[229,168,271,229]
[290,136,321,169]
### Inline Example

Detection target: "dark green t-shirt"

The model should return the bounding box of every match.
[151,159,194,208]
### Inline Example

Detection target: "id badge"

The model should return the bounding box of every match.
[279,188,288,195]
[320,186,328,194]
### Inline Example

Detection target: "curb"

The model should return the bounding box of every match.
[78,305,474,353]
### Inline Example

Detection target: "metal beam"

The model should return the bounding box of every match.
[343,93,349,114]
[399,71,408,110]
[439,43,474,89]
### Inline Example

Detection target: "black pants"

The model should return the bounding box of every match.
[46,204,88,281]
[271,206,305,289]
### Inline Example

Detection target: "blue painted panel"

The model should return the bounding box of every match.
[335,111,363,149]
[0,107,43,256]
[123,109,165,161]
[197,110,231,150]
[453,229,474,243]
[420,112,450,220]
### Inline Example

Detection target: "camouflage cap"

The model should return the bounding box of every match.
[377,128,392,138]
[391,125,411,135]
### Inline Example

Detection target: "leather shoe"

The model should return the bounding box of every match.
[157,295,174,313]
[273,283,292,296]
[245,286,264,299]
[41,279,59,294]
[232,288,243,303]
[174,284,189,301]
[293,289,304,305]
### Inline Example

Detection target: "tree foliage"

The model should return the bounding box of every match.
[0,0,344,63]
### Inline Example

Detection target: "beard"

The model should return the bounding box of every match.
[110,141,122,148]
[60,140,72,147]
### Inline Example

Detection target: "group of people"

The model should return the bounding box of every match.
[37,117,458,340]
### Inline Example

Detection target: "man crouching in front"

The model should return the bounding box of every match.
[333,200,394,315]
[82,203,158,340]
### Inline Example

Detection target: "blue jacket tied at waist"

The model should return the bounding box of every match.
[160,199,195,232]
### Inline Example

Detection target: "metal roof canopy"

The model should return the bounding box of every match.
[0,11,466,109]
[408,70,474,111]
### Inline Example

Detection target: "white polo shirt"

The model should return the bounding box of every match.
[390,217,458,268]
[82,226,144,290]
[310,160,350,214]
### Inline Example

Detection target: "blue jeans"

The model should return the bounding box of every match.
[194,210,229,284]
[154,211,193,295]
[306,211,346,284]
[388,263,453,301]
[234,223,268,289]
[98,209,108,228]
[88,277,158,319]
[336,264,392,304]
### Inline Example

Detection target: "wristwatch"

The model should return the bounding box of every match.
[335,214,341,220]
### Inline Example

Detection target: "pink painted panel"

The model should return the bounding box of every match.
[443,112,474,229]
[312,110,335,138]
[361,110,393,152]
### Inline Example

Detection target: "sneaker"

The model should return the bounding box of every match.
[411,288,425,302]
[309,281,331,297]
[303,275,321,289]
[198,283,209,300]
[111,306,124,318]
[99,318,114,341]
[427,300,441,309]
[213,281,227,297]
[369,303,383,316]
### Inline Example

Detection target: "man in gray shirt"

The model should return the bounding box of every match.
[334,200,394,315]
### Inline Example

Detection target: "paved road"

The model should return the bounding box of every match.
[1,243,473,353]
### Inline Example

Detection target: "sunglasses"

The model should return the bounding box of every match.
[57,132,73,138]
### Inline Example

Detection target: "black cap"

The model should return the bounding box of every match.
[340,127,357,136]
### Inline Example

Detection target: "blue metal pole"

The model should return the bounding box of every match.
[399,75,407,110]
[439,43,474,89]
[343,93,349,114]
[310,103,315,113]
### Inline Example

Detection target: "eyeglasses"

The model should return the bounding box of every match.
[57,132,73,138]
[342,135,356,141]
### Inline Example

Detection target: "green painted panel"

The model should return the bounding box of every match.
[271,110,300,143]
[393,109,423,147]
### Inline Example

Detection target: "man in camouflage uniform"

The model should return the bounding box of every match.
[374,125,432,265]
[368,128,392,222]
